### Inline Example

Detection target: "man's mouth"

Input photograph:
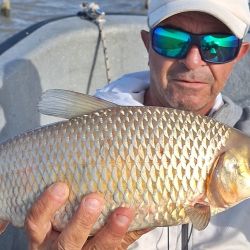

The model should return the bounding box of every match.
[171,78,208,90]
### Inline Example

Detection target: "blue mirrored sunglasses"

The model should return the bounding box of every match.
[151,27,242,64]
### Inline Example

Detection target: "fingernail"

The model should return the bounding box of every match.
[49,183,68,199]
[82,198,102,211]
[116,214,130,226]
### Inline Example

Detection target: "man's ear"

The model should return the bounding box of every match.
[236,42,250,61]
[140,30,150,52]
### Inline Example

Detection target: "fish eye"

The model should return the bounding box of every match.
[225,159,238,172]
[225,159,247,177]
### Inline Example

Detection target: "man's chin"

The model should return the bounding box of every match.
[168,98,208,114]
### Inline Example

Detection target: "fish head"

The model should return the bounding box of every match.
[207,143,250,208]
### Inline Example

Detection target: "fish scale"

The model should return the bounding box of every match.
[0,105,237,233]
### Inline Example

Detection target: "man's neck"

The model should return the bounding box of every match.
[144,88,167,107]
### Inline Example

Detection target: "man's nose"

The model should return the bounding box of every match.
[180,46,206,69]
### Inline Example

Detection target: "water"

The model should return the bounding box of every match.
[0,0,147,43]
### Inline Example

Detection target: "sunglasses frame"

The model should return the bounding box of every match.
[151,26,243,64]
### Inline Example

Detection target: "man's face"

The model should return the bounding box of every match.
[142,12,249,115]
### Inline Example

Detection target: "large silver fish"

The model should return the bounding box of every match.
[0,89,249,234]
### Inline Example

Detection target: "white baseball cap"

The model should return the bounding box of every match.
[148,0,250,39]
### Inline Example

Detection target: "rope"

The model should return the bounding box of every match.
[80,2,111,85]
[182,224,193,250]
[85,32,101,94]
[181,224,189,250]
[98,21,111,83]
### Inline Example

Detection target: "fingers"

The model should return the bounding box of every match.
[55,193,104,250]
[25,182,69,248]
[84,207,135,250]
[121,228,153,249]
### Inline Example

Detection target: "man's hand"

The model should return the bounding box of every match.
[25,182,148,250]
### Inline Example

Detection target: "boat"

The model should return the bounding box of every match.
[0,3,249,249]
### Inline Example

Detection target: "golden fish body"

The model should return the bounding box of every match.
[0,91,250,233]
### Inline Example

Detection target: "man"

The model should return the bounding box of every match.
[23,0,250,249]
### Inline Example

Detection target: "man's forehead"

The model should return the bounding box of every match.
[159,11,231,33]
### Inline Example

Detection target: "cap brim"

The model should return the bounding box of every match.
[149,1,250,39]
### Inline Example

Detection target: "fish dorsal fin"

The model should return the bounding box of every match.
[38,89,117,119]
[185,202,211,231]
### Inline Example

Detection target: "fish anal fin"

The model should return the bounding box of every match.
[0,220,9,234]
[185,202,211,231]
[38,89,118,119]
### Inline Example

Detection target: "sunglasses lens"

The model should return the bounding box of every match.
[152,27,190,58]
[201,35,240,63]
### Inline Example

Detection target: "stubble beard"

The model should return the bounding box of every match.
[163,86,210,113]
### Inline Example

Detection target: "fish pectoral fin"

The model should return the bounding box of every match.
[38,89,118,119]
[185,202,211,231]
[0,220,9,234]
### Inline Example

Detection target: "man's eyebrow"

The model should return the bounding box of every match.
[157,23,177,29]
[155,24,180,30]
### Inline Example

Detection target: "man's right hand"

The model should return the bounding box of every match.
[25,182,149,250]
